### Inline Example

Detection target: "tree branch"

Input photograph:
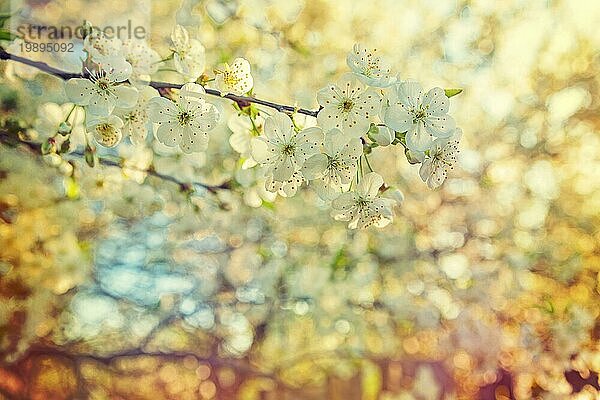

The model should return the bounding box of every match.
[0,47,320,118]
[0,130,231,194]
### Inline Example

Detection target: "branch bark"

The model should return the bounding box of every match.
[0,47,320,118]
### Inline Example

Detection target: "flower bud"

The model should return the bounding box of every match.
[41,138,56,155]
[58,121,72,135]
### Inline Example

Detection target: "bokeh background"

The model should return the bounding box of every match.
[1,0,600,399]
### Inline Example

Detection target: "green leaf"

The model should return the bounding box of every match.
[0,29,18,41]
[84,145,95,168]
[0,13,11,27]
[445,88,463,98]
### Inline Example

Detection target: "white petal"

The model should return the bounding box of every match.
[419,159,434,182]
[180,126,209,153]
[357,172,384,199]
[424,114,456,138]
[65,79,95,105]
[423,87,449,115]
[87,94,113,116]
[405,123,433,152]
[344,110,371,138]
[155,121,181,147]
[331,192,358,212]
[294,127,323,164]
[180,82,206,100]
[396,80,424,108]
[264,112,294,143]
[371,126,394,146]
[114,85,139,109]
[250,138,279,164]
[272,155,296,182]
[313,176,343,201]
[316,84,342,108]
[171,25,190,49]
[147,97,178,123]
[384,104,413,132]
[301,153,328,180]
[316,106,343,133]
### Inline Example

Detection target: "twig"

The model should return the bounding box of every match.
[0,131,231,194]
[0,47,320,118]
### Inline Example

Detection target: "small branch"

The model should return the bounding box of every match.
[0,131,230,194]
[0,47,319,118]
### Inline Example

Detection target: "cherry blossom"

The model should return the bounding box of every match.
[65,65,138,116]
[86,115,124,148]
[331,172,395,229]
[419,128,462,189]
[147,83,219,153]
[250,112,323,182]
[170,24,206,81]
[301,129,362,200]
[346,44,397,88]
[316,74,381,138]
[383,81,455,151]
[215,58,254,95]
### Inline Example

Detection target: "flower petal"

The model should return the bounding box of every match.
[357,172,384,199]
[384,104,413,132]
[65,79,95,105]
[114,85,139,109]
[180,126,209,153]
[147,97,178,123]
[155,121,181,147]
[301,153,328,180]
[422,87,449,115]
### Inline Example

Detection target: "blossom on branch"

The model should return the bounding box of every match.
[301,129,362,201]
[65,65,138,116]
[147,83,220,153]
[331,172,395,229]
[383,81,455,151]
[346,43,397,88]
[317,74,381,139]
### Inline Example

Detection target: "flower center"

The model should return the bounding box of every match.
[178,111,192,126]
[356,198,370,209]
[223,71,241,87]
[341,99,354,112]
[96,78,110,91]
[282,144,295,156]
[96,123,113,135]
[413,108,427,123]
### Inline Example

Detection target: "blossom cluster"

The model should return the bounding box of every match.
[25,25,462,229]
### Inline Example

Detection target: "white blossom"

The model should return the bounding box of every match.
[122,39,161,79]
[83,30,125,66]
[170,24,206,81]
[265,171,305,198]
[346,44,397,88]
[215,58,254,95]
[228,114,265,169]
[331,172,395,229]
[419,128,462,189]
[384,80,455,151]
[370,125,395,146]
[301,129,362,200]
[316,74,381,139]
[115,86,159,146]
[86,114,124,148]
[147,83,219,153]
[65,65,138,116]
[250,112,323,183]
[34,102,85,139]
